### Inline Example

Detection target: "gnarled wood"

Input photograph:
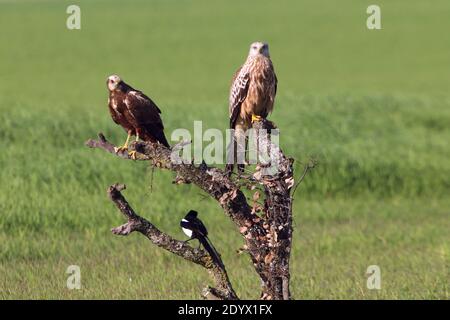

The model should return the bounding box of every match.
[107,183,238,300]
[86,119,307,300]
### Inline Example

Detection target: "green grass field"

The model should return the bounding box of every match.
[0,0,449,299]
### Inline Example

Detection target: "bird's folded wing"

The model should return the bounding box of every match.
[124,91,164,129]
[229,66,250,128]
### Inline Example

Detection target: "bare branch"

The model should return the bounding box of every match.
[107,183,238,300]
[291,159,317,197]
[87,123,301,300]
[87,133,262,231]
[85,133,151,160]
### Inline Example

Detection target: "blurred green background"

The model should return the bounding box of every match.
[0,0,448,299]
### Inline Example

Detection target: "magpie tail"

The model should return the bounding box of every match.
[198,236,224,269]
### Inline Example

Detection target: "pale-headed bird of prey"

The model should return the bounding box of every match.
[226,42,278,175]
[107,75,170,159]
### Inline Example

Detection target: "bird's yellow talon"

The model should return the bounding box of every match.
[251,114,263,123]
[128,151,137,160]
[114,132,132,154]
[114,145,128,153]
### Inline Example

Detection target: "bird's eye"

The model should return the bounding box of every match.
[252,46,257,50]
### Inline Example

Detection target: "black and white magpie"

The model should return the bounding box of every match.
[180,210,223,268]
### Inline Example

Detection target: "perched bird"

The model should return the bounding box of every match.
[180,210,223,268]
[226,42,278,175]
[107,74,170,159]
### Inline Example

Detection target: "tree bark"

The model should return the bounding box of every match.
[86,119,300,300]
[107,183,238,300]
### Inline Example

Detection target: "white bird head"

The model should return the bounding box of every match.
[248,42,270,57]
[107,74,122,91]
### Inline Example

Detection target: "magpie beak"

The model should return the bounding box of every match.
[180,210,224,268]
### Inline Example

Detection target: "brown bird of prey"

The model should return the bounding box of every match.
[107,75,170,158]
[226,42,277,175]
